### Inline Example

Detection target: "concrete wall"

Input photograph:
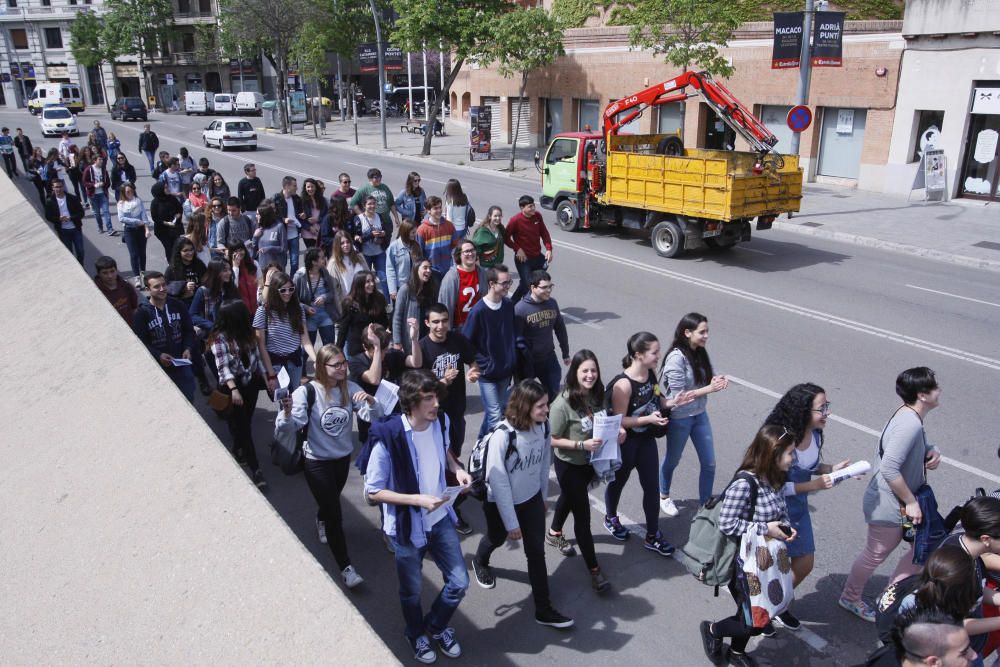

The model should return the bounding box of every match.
[0,174,397,665]
[903,0,1000,36]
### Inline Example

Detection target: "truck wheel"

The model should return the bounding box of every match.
[705,238,737,251]
[656,136,684,156]
[555,200,580,232]
[651,220,684,258]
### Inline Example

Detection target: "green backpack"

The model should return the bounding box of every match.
[678,471,759,595]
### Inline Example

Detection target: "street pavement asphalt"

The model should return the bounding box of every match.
[6,106,999,666]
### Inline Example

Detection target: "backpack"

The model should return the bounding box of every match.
[467,421,549,501]
[270,382,315,475]
[677,471,759,595]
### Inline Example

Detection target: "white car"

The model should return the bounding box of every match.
[202,118,257,151]
[39,105,79,137]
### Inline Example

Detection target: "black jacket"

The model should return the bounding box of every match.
[111,162,137,194]
[44,192,85,229]
[237,176,265,213]
[138,130,159,153]
[13,134,32,157]
[271,191,304,221]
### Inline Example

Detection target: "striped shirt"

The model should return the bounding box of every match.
[718,472,788,537]
[415,218,459,275]
[252,305,305,356]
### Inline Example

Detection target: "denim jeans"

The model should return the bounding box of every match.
[58,226,85,264]
[531,352,563,404]
[143,151,156,173]
[286,236,300,273]
[477,376,512,439]
[90,192,112,233]
[659,410,716,504]
[165,365,195,402]
[308,324,337,348]
[392,517,469,640]
[512,254,546,303]
[271,359,302,391]
[122,226,148,276]
[366,251,390,301]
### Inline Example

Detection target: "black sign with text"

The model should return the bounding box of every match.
[772,12,803,69]
[812,11,845,67]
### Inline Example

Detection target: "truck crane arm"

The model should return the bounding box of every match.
[602,71,780,155]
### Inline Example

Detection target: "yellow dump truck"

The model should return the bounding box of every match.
[537,72,804,257]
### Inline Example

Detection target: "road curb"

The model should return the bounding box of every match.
[772,220,1000,273]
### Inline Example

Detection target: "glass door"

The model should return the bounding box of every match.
[960,114,1000,201]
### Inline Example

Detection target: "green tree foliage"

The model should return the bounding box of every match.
[480,7,564,170]
[551,0,613,29]
[751,0,902,20]
[101,0,175,107]
[390,0,511,156]
[68,10,111,111]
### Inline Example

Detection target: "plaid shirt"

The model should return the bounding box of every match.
[211,334,262,387]
[718,472,789,537]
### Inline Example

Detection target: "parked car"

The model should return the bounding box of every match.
[28,82,85,115]
[39,105,79,137]
[110,97,148,122]
[235,91,263,116]
[185,91,208,115]
[202,118,257,151]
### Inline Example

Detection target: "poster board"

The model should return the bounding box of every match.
[469,106,492,161]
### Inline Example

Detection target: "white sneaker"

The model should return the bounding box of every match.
[341,565,364,589]
[316,518,327,544]
[660,496,679,517]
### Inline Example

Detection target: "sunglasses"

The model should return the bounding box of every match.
[277,287,295,295]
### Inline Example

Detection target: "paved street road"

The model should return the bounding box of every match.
[9,108,1000,666]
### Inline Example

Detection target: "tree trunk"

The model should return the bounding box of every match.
[509,71,528,172]
[99,63,111,112]
[267,52,289,134]
[420,56,464,157]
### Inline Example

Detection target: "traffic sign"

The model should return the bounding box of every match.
[787,105,812,132]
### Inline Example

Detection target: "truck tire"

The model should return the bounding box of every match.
[555,200,580,232]
[705,238,737,251]
[655,136,684,156]
[651,220,684,258]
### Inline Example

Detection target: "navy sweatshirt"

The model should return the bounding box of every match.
[463,296,516,381]
[514,294,569,362]
[132,297,195,359]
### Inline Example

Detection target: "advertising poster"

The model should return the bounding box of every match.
[772,13,803,69]
[469,106,492,161]
[812,11,845,67]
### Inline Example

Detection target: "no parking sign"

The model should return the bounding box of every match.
[787,105,812,132]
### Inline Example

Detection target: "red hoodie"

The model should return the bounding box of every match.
[504,210,552,259]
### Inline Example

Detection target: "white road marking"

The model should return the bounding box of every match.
[737,247,774,256]
[555,239,1000,372]
[727,375,1000,485]
[562,312,603,330]
[905,284,1000,309]
[295,151,321,158]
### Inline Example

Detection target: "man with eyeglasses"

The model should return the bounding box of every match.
[463,264,517,439]
[237,163,265,223]
[330,172,355,202]
[514,270,569,403]
[349,167,400,227]
[438,240,487,333]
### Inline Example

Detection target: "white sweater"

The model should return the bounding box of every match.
[484,420,551,531]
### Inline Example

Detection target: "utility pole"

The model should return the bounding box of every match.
[368,0,387,149]
[789,0,815,156]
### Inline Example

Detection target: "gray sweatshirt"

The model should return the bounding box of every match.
[485,420,551,531]
[275,380,382,460]
[863,408,937,526]
[660,348,707,418]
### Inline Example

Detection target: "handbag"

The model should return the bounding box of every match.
[207,388,232,413]
[737,527,794,628]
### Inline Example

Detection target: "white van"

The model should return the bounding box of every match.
[28,82,85,115]
[235,91,263,116]
[213,93,235,115]
[185,90,208,115]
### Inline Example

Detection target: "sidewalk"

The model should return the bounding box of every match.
[261,114,1000,272]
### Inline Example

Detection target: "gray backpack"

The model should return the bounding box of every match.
[678,471,758,595]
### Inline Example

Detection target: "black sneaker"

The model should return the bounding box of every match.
[198,378,212,396]
[727,651,758,667]
[760,621,775,638]
[643,531,676,557]
[535,606,574,629]
[774,610,801,631]
[431,627,461,658]
[545,531,577,556]
[603,515,630,541]
[699,621,724,663]
[407,634,437,664]
[471,558,495,589]
[453,511,473,536]
[251,469,268,490]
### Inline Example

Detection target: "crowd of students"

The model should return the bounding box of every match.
[28,139,996,667]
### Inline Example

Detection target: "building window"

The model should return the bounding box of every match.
[6,0,17,8]
[577,99,600,132]
[68,0,77,5]
[910,110,944,163]
[178,0,190,12]
[45,28,63,49]
[41,0,51,6]
[181,32,195,52]
[198,0,210,13]
[11,29,28,50]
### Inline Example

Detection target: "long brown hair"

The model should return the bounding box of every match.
[736,424,796,488]
[342,270,386,319]
[263,271,304,334]
[914,544,979,618]
[331,230,361,273]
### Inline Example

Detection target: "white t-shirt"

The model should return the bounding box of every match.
[55,196,74,230]
[285,195,299,238]
[408,417,447,530]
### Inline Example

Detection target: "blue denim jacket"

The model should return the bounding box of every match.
[364,415,457,548]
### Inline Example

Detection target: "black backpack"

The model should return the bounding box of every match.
[467,421,549,501]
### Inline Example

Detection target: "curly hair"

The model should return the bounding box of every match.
[763,382,826,445]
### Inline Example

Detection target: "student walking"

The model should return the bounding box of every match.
[438,240,486,332]
[44,179,85,264]
[386,219,422,303]
[294,247,342,347]
[505,195,552,303]
[393,259,440,351]
[254,270,317,394]
[471,379,574,629]
[336,271,389,356]
[442,179,475,238]
[471,205,506,268]
[150,181,184,264]
[133,271,197,401]
[415,195,460,278]
[117,183,151,286]
[349,195,391,301]
[513,269,569,401]
[394,171,427,224]
[658,313,728,514]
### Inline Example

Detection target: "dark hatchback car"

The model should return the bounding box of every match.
[110,97,148,121]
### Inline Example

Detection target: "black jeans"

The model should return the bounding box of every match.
[2,152,17,177]
[512,254,546,303]
[224,382,260,471]
[604,434,660,536]
[552,458,599,570]
[712,577,763,654]
[303,456,352,570]
[475,492,551,612]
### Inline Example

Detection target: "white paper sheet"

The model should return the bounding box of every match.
[170,357,192,367]
[830,460,871,484]
[590,413,622,463]
[276,366,290,389]
[375,379,400,414]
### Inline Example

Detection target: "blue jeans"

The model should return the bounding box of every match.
[365,251,390,301]
[271,358,302,391]
[659,410,716,504]
[477,376,512,439]
[58,226,84,263]
[392,517,469,640]
[532,352,563,404]
[122,226,147,276]
[512,254,546,303]
[143,151,156,173]
[165,365,195,402]
[90,192,112,232]
[286,236,300,273]
[308,324,337,347]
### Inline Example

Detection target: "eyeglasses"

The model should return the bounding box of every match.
[534,283,554,290]
[495,280,513,288]
[341,180,351,184]
[277,287,295,295]
[325,360,347,370]
[811,402,832,416]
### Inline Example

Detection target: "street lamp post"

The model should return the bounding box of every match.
[789,0,816,156]
[368,0,387,149]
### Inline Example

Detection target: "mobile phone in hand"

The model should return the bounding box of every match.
[275,387,289,402]
[778,524,793,537]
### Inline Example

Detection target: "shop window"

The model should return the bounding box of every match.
[910,110,944,163]
[44,28,63,49]
[178,0,190,12]
[11,29,28,50]
[6,0,17,7]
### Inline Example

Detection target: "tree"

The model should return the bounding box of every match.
[611,0,752,141]
[480,7,564,171]
[101,0,175,109]
[68,10,112,111]
[218,0,310,133]
[390,0,510,156]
